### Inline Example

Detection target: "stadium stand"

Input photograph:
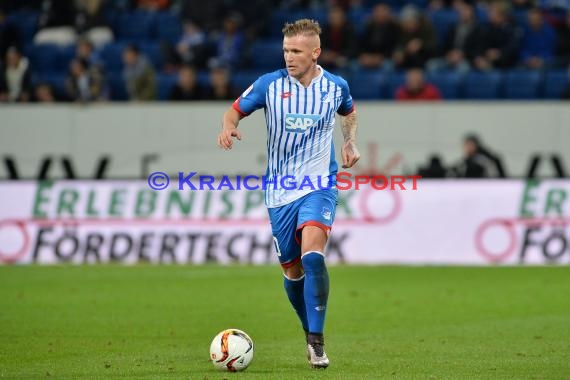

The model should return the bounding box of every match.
[1,1,569,102]
[464,71,504,99]
[544,70,569,98]
[504,70,542,99]
[348,70,387,99]
[425,71,463,99]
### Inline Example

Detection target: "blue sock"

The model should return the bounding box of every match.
[284,274,308,332]
[302,252,329,334]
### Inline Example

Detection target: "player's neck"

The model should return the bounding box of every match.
[297,65,320,88]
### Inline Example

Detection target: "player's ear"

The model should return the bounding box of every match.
[313,47,321,60]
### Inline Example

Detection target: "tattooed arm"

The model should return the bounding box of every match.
[340,111,360,169]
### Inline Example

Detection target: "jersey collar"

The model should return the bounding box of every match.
[288,65,323,87]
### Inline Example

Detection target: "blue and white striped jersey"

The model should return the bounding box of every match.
[233,65,355,208]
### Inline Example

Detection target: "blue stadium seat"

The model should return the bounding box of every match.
[376,0,405,11]
[543,71,569,99]
[231,71,263,93]
[249,40,284,70]
[388,0,428,10]
[426,71,462,99]
[6,11,39,45]
[348,71,385,99]
[99,42,126,73]
[464,71,503,99]
[386,71,406,99]
[57,45,76,73]
[305,9,328,27]
[197,71,210,87]
[512,9,528,27]
[427,10,459,50]
[115,11,156,42]
[269,10,305,37]
[33,72,67,99]
[348,8,370,36]
[408,0,429,8]
[155,11,182,43]
[138,41,163,70]
[28,44,61,74]
[475,6,489,23]
[504,70,542,99]
[106,72,128,101]
[157,73,178,101]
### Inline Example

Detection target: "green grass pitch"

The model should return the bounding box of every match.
[1,265,569,379]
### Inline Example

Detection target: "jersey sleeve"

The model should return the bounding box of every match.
[337,77,355,116]
[232,76,269,117]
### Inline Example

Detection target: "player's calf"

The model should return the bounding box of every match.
[301,251,330,368]
[302,251,329,333]
[283,270,308,332]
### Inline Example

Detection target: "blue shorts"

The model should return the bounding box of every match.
[268,188,338,268]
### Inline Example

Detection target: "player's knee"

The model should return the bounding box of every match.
[283,262,304,279]
[301,226,328,253]
[301,251,325,273]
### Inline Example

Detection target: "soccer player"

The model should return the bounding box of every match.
[217,19,360,369]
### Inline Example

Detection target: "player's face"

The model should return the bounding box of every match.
[283,35,320,81]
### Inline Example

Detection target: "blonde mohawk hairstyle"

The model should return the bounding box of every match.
[282,19,322,37]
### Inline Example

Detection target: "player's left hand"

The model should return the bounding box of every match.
[217,127,242,150]
[341,141,360,169]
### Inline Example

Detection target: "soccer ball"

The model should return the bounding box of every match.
[209,329,254,372]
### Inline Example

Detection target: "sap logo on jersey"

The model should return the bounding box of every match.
[284,113,321,133]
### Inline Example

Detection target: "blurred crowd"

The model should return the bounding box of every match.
[1,0,569,103]
[417,133,508,178]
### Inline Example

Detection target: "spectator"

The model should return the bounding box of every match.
[472,1,523,70]
[395,68,442,101]
[33,83,58,102]
[178,0,225,33]
[279,0,328,11]
[175,20,208,68]
[137,0,170,11]
[513,0,535,11]
[34,0,77,46]
[329,0,360,12]
[520,8,557,69]
[430,0,481,9]
[320,6,358,69]
[74,0,114,47]
[65,58,107,102]
[203,65,236,100]
[0,10,20,62]
[169,65,205,100]
[76,38,104,72]
[451,134,507,178]
[0,0,39,13]
[428,0,456,10]
[427,2,482,72]
[122,44,157,101]
[393,5,437,69]
[38,0,76,29]
[358,4,400,70]
[208,12,246,69]
[0,46,32,102]
[227,0,274,40]
[417,155,447,178]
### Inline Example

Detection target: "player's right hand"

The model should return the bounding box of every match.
[341,140,360,169]
[217,127,242,150]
